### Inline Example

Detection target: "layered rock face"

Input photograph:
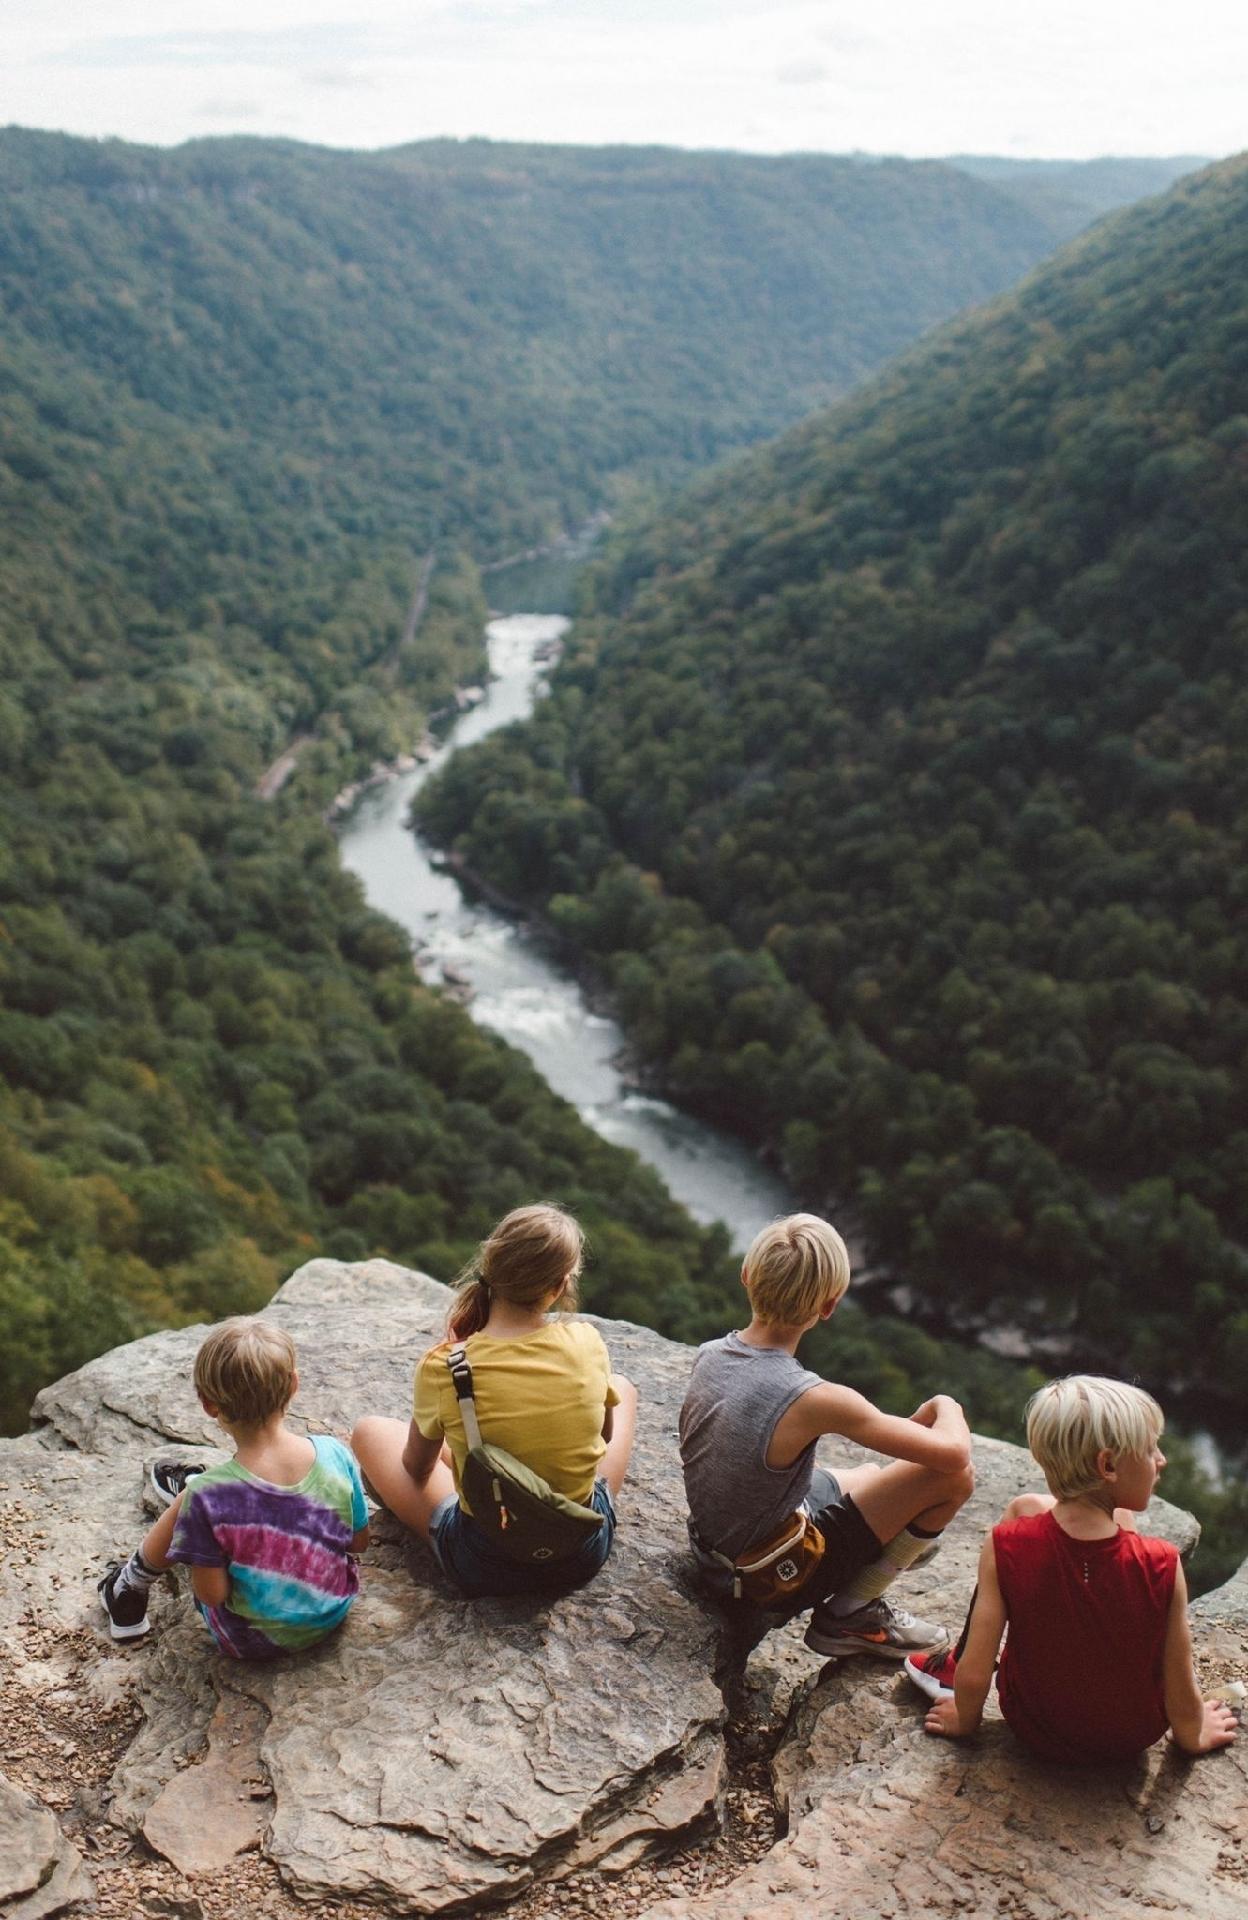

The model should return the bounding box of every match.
[1,1258,1244,1920]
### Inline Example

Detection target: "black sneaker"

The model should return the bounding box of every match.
[150,1461,207,1508]
[97,1561,151,1642]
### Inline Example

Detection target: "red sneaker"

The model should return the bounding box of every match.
[904,1648,957,1701]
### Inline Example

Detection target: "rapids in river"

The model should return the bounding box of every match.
[337,612,795,1254]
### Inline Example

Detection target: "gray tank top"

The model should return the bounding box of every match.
[679,1332,824,1559]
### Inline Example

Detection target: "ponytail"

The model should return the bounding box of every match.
[445,1204,584,1342]
[447,1273,491,1342]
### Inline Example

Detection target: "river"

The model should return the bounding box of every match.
[336,612,796,1253]
[336,610,1247,1494]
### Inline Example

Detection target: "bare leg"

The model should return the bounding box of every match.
[1001,1492,1056,1522]
[600,1375,638,1500]
[351,1416,455,1543]
[832,1458,975,1546]
[138,1492,185,1571]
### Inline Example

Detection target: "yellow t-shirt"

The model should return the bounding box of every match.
[413,1320,620,1513]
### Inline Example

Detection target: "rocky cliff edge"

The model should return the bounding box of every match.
[1,1259,1244,1920]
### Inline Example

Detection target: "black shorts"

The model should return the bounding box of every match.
[804,1466,881,1605]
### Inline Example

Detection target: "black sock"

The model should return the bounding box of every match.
[952,1585,979,1662]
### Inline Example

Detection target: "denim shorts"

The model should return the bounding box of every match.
[428,1477,618,1598]
[690,1466,880,1617]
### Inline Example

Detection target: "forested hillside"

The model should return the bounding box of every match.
[419,154,1248,1421]
[947,154,1205,244]
[0,129,1067,559]
[0,126,1087,1432]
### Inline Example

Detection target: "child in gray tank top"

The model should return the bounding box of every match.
[678,1214,975,1662]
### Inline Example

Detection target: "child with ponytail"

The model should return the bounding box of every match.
[352,1205,637,1597]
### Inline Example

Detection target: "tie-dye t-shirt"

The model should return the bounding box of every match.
[166,1435,367,1659]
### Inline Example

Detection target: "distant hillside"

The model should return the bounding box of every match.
[948,153,1207,243]
[0,129,1073,561]
[418,154,1248,1415]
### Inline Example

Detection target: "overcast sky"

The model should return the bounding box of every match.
[4,1,1244,160]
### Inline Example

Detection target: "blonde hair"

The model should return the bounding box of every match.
[742,1213,851,1325]
[194,1317,297,1427]
[448,1204,584,1341]
[1026,1375,1163,1499]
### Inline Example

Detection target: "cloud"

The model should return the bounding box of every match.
[8,2,1243,160]
[195,96,266,120]
[776,58,828,87]
[46,23,381,71]
[813,23,878,56]
[304,67,378,91]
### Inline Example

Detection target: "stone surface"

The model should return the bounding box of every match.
[0,1772,92,1918]
[4,1257,1243,1920]
[635,1443,1244,1920]
[22,1261,725,1912]
[0,1771,64,1903]
[141,1695,271,1876]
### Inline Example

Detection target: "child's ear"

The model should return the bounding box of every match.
[289,1368,300,1400]
[199,1392,220,1420]
[1095,1446,1117,1482]
[820,1297,838,1321]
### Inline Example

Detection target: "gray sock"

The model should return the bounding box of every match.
[115,1549,161,1595]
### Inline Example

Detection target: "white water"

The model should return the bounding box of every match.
[337,614,795,1253]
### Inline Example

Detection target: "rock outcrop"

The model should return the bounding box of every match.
[1,1258,1244,1920]
[0,1773,92,1920]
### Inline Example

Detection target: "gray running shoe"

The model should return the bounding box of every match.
[804,1596,951,1660]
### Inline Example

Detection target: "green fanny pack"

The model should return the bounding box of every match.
[447,1344,606,1565]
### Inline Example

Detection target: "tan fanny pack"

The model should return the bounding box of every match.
[710,1509,826,1607]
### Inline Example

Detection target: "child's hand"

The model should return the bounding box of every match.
[1175,1700,1239,1754]
[924,1699,976,1740]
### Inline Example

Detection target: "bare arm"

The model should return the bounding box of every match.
[349,1524,371,1553]
[402,1419,447,1489]
[1163,1561,1238,1755]
[925,1531,1006,1740]
[921,1528,998,1743]
[190,1563,230,1608]
[770,1383,971,1473]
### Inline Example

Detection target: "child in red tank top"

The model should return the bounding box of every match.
[912,1376,1238,1764]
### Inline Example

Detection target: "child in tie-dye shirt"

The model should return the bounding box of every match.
[98,1317,369,1658]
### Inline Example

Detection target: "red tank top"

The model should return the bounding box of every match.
[993,1512,1177,1765]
